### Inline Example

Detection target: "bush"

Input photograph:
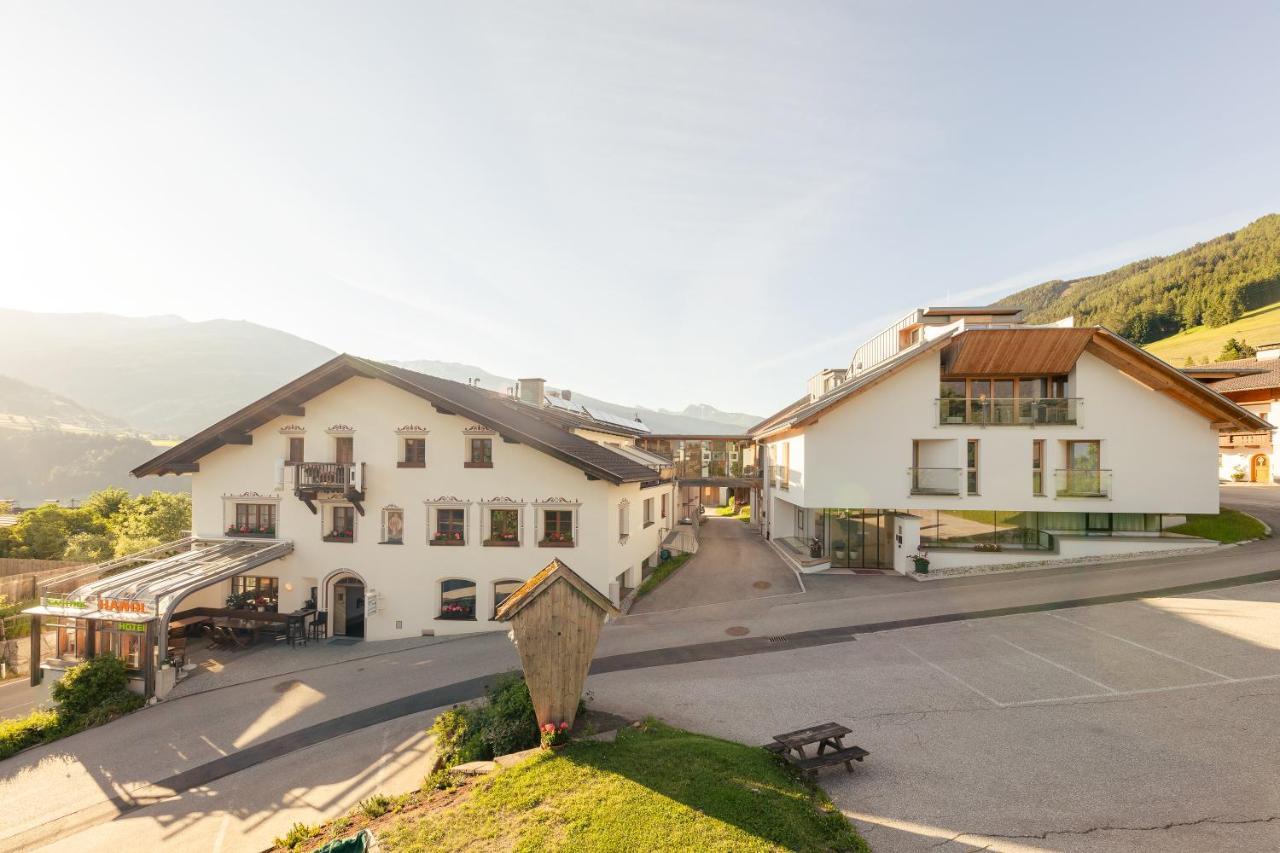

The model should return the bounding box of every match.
[429,675,541,767]
[274,821,319,850]
[424,769,460,791]
[51,655,139,719]
[358,793,394,819]
[0,709,61,759]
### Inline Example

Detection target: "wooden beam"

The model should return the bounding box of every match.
[219,433,253,445]
[432,405,456,416]
[165,462,200,474]
[272,404,305,417]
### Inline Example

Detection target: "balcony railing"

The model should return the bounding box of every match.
[1055,468,1111,498]
[1220,431,1272,449]
[909,467,961,496]
[295,462,362,492]
[937,397,1081,426]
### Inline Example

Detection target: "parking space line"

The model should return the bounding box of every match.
[992,635,1118,693]
[1001,672,1280,707]
[898,645,1007,707]
[1048,611,1235,680]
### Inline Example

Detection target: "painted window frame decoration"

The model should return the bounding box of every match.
[481,498,524,547]
[324,503,356,543]
[535,497,580,547]
[426,497,470,545]
[463,425,496,468]
[396,425,430,468]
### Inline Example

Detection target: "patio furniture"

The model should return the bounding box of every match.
[166,636,188,669]
[214,624,248,650]
[765,722,868,777]
[285,613,308,648]
[201,623,222,650]
[309,610,329,641]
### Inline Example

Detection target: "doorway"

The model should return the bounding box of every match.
[825,509,894,569]
[332,576,366,638]
[1252,454,1270,483]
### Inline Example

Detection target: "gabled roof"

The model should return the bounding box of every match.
[493,557,619,621]
[131,355,661,484]
[1199,358,1280,393]
[749,326,1270,438]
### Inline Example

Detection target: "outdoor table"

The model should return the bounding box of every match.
[211,617,266,645]
[771,722,852,760]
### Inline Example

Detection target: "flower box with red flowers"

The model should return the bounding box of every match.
[430,531,466,546]
[540,721,571,748]
[323,529,355,543]
[538,531,574,547]
[438,602,474,620]
[484,531,520,547]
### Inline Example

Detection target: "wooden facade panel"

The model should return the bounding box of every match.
[941,328,1094,376]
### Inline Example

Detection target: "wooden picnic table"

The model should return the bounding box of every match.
[767,722,869,777]
[211,616,270,645]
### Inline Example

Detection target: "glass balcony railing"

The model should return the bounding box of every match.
[1055,468,1111,498]
[909,467,962,496]
[937,397,1080,426]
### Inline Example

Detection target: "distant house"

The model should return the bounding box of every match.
[1184,344,1280,483]
[748,307,1268,574]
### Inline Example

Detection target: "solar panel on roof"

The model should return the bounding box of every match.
[584,406,650,433]
[543,395,588,414]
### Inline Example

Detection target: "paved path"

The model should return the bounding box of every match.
[628,515,801,614]
[6,486,1278,850]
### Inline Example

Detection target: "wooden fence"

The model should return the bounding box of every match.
[0,558,89,578]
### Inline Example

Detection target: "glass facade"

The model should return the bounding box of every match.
[816,509,896,569]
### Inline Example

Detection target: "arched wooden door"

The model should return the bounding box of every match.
[1252,454,1270,483]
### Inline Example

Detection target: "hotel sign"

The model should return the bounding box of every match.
[100,598,149,614]
[115,622,148,633]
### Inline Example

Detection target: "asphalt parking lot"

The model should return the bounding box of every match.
[588,579,1280,851]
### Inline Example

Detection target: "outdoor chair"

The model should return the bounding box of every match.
[167,636,187,669]
[287,615,308,648]
[309,610,329,641]
[216,625,246,650]
[201,624,221,650]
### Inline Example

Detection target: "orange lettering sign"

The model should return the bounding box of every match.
[100,598,147,614]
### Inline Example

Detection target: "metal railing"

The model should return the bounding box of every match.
[1055,468,1111,498]
[937,397,1081,426]
[909,467,961,495]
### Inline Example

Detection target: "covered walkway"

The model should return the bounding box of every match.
[23,537,293,697]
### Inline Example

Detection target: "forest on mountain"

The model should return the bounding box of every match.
[993,215,1280,344]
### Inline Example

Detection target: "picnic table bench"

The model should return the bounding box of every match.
[763,722,869,777]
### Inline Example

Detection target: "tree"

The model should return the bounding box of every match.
[6,504,106,560]
[1183,356,1196,367]
[1217,337,1258,362]
[112,491,191,556]
[81,487,132,528]
[63,532,115,562]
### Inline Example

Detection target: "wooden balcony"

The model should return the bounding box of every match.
[293,462,365,516]
[1219,431,1272,451]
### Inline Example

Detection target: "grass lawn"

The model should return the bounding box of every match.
[1167,508,1267,543]
[634,552,692,598]
[1145,299,1280,366]
[378,721,867,853]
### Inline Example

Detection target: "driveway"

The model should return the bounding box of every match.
[591,579,1280,851]
[627,515,802,615]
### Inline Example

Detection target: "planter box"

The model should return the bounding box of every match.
[538,540,575,548]
[430,539,466,546]
[484,539,521,547]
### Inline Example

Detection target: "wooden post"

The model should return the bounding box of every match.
[495,558,619,729]
[28,614,41,687]
[142,619,156,699]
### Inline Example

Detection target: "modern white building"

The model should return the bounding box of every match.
[129,355,677,640]
[751,308,1270,574]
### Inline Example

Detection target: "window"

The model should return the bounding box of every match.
[938,376,1072,425]
[438,579,476,620]
[661,493,668,519]
[433,507,466,544]
[618,501,630,542]
[542,509,574,546]
[231,576,279,612]
[230,503,276,537]
[286,437,304,465]
[643,498,654,527]
[466,437,493,467]
[1067,440,1100,471]
[1030,437,1047,491]
[381,507,404,544]
[400,438,426,468]
[488,508,519,545]
[780,443,790,491]
[493,579,522,618]
[96,626,143,669]
[326,506,355,542]
[335,436,354,465]
[966,440,979,495]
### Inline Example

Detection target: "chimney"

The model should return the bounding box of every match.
[561,389,571,401]
[1257,343,1280,362]
[517,378,546,405]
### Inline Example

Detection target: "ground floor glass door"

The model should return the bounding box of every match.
[825,509,894,569]
[332,578,366,638]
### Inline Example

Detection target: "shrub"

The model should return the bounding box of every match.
[0,709,60,759]
[424,769,460,791]
[274,821,319,850]
[51,654,138,719]
[358,793,393,819]
[429,675,542,767]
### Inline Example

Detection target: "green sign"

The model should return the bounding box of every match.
[116,622,147,633]
[45,598,87,609]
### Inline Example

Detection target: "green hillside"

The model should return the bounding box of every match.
[994,214,1280,345]
[1145,300,1280,366]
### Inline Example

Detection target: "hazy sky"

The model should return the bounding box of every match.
[3,2,1279,415]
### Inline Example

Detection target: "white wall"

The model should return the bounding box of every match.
[189,377,669,639]
[772,349,1220,515]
